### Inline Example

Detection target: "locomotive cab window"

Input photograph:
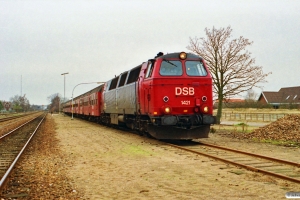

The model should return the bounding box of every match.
[159,60,182,76]
[118,72,128,87]
[126,65,142,84]
[185,61,207,76]
[145,62,154,78]
[109,76,119,90]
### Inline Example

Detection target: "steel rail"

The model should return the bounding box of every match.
[166,142,300,184]
[0,113,37,123]
[0,113,46,191]
[0,116,38,140]
[0,116,24,123]
[199,142,300,168]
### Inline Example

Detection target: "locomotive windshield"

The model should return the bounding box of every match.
[159,60,182,76]
[186,61,207,76]
[159,60,208,76]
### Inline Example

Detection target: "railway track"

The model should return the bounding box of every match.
[165,140,300,184]
[70,116,300,184]
[0,113,46,192]
[0,112,38,123]
[62,115,300,184]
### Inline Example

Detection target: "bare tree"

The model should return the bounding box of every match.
[10,94,30,112]
[245,89,258,102]
[0,101,3,111]
[187,26,271,123]
[47,93,61,113]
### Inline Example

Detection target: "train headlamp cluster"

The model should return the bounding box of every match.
[163,106,171,114]
[194,106,209,113]
[179,52,187,60]
[202,106,209,113]
[165,107,171,113]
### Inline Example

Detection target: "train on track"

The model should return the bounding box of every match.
[63,52,216,139]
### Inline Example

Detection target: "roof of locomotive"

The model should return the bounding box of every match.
[154,52,203,60]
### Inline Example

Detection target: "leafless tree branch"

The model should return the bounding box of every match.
[187,26,271,123]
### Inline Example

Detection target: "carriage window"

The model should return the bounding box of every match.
[109,76,119,90]
[185,61,207,76]
[159,60,182,76]
[145,62,154,78]
[118,72,128,87]
[126,66,142,84]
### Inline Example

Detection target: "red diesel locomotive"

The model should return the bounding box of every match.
[63,52,216,139]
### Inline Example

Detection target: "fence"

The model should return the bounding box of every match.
[220,112,292,122]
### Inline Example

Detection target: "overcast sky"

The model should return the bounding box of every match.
[1,0,300,105]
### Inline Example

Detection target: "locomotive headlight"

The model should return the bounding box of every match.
[179,52,187,60]
[203,106,209,113]
[165,107,171,113]
[163,106,172,114]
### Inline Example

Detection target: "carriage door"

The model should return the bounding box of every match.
[142,61,154,114]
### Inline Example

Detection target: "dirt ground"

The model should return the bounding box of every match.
[1,114,300,199]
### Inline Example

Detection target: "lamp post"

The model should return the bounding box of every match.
[61,72,69,115]
[71,82,105,120]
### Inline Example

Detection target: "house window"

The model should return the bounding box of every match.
[286,95,290,100]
